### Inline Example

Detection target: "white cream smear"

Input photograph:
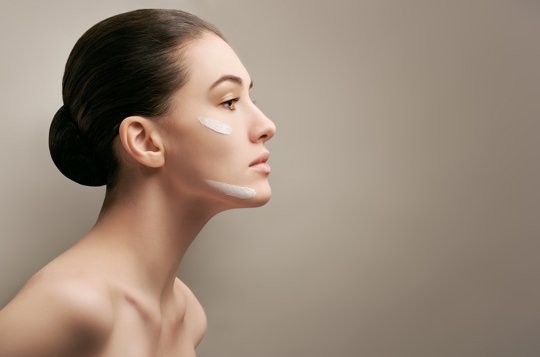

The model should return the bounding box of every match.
[206,180,256,199]
[198,116,232,135]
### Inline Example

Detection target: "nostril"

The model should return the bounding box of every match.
[259,133,270,142]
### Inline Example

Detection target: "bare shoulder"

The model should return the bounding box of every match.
[0,270,115,357]
[175,277,196,300]
[175,278,207,346]
[174,277,204,313]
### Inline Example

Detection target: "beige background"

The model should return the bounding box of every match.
[1,0,539,356]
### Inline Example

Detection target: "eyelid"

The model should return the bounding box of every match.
[220,94,257,111]
[221,98,240,110]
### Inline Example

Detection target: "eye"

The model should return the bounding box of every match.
[221,98,240,111]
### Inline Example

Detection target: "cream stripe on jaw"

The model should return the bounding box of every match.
[198,116,232,135]
[206,180,256,199]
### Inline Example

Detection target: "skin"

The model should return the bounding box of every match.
[0,32,276,357]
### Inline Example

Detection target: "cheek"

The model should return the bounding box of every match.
[174,116,243,178]
[196,115,244,160]
[197,120,258,201]
[163,114,266,203]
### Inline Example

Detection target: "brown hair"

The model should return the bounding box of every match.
[49,9,224,187]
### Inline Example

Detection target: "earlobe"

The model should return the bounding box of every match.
[118,116,165,168]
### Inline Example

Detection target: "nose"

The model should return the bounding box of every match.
[249,107,276,143]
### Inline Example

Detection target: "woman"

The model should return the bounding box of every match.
[0,9,275,356]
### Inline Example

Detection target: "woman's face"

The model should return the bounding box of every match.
[158,32,276,209]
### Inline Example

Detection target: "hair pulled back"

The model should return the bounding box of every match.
[49,9,224,186]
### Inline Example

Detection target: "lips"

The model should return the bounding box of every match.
[249,151,270,167]
[249,152,271,174]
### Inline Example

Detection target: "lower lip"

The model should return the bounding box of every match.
[250,162,271,174]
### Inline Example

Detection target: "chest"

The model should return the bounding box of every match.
[100,292,206,357]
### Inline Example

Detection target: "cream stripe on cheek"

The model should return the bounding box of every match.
[206,180,256,199]
[198,116,232,135]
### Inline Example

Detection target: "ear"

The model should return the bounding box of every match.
[118,116,165,168]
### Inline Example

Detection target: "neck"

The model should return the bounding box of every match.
[80,179,218,308]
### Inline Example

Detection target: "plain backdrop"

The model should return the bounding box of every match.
[1,0,539,356]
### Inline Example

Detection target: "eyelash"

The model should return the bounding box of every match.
[221,97,257,111]
[221,98,240,111]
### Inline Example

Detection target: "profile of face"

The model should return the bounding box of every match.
[156,32,276,210]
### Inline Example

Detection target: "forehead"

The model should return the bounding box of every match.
[182,32,250,89]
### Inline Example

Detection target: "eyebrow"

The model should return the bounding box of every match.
[209,74,253,91]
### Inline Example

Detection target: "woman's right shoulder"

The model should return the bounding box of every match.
[0,269,116,356]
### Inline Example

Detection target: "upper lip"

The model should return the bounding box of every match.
[249,151,270,166]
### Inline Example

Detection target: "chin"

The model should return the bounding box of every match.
[207,178,272,211]
[227,182,272,209]
[238,183,272,209]
[250,188,272,207]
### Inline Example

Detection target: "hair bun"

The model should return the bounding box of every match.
[48,105,107,186]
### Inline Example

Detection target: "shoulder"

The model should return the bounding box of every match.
[175,278,207,346]
[0,271,115,356]
[175,278,203,313]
